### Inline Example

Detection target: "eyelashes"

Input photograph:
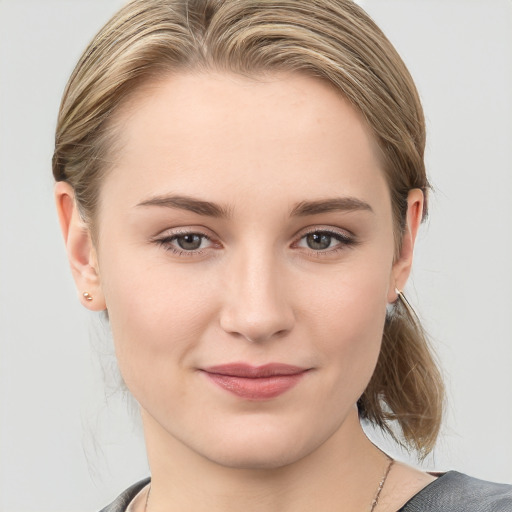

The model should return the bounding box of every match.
[153,229,216,256]
[294,229,357,253]
[153,227,358,257]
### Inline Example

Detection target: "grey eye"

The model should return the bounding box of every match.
[305,232,333,250]
[176,234,204,250]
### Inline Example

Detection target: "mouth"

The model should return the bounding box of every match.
[200,363,310,400]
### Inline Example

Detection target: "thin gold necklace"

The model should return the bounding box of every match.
[144,458,394,512]
[370,458,394,512]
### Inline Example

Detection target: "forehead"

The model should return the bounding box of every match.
[102,71,389,216]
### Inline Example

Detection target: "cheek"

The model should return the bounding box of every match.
[303,256,390,341]
[300,258,390,397]
[97,248,218,393]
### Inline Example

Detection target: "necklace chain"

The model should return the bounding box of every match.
[144,458,394,512]
[370,458,394,512]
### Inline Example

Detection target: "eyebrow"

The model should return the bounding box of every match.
[137,194,231,218]
[136,194,373,218]
[290,197,373,216]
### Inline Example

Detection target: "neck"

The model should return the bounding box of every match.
[142,408,390,512]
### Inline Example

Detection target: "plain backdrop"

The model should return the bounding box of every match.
[0,0,511,511]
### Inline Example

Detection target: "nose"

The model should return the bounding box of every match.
[219,249,295,343]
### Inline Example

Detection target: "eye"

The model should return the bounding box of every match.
[154,230,215,254]
[304,232,335,250]
[296,229,355,252]
[174,233,205,251]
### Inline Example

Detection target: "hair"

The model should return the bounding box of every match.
[53,0,444,457]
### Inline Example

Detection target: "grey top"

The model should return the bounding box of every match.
[99,471,512,512]
[397,472,512,511]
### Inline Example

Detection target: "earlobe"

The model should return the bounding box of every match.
[54,181,106,311]
[388,189,424,303]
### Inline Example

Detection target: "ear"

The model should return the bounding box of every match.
[387,188,424,303]
[55,181,106,311]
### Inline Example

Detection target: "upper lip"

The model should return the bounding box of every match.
[202,363,309,378]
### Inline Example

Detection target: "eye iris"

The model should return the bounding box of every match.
[306,233,331,250]
[177,234,202,250]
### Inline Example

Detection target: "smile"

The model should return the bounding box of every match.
[201,363,310,400]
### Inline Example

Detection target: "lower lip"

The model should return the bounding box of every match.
[203,372,306,400]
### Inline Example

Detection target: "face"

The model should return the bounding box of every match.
[87,72,404,469]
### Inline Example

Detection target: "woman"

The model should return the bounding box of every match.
[52,0,511,511]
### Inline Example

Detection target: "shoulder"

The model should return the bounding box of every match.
[400,471,512,512]
[98,478,151,512]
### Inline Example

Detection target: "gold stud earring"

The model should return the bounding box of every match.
[83,292,93,302]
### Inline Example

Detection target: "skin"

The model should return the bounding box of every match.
[56,72,434,511]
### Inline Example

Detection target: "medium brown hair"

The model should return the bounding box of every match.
[53,0,444,456]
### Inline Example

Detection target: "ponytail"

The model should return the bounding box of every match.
[358,294,444,458]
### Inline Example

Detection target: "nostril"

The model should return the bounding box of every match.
[240,327,292,344]
[218,278,295,343]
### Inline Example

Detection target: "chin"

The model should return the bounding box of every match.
[186,417,336,471]
[202,440,308,471]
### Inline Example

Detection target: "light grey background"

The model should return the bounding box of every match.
[1,0,511,511]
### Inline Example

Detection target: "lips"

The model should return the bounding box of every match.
[201,363,309,400]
